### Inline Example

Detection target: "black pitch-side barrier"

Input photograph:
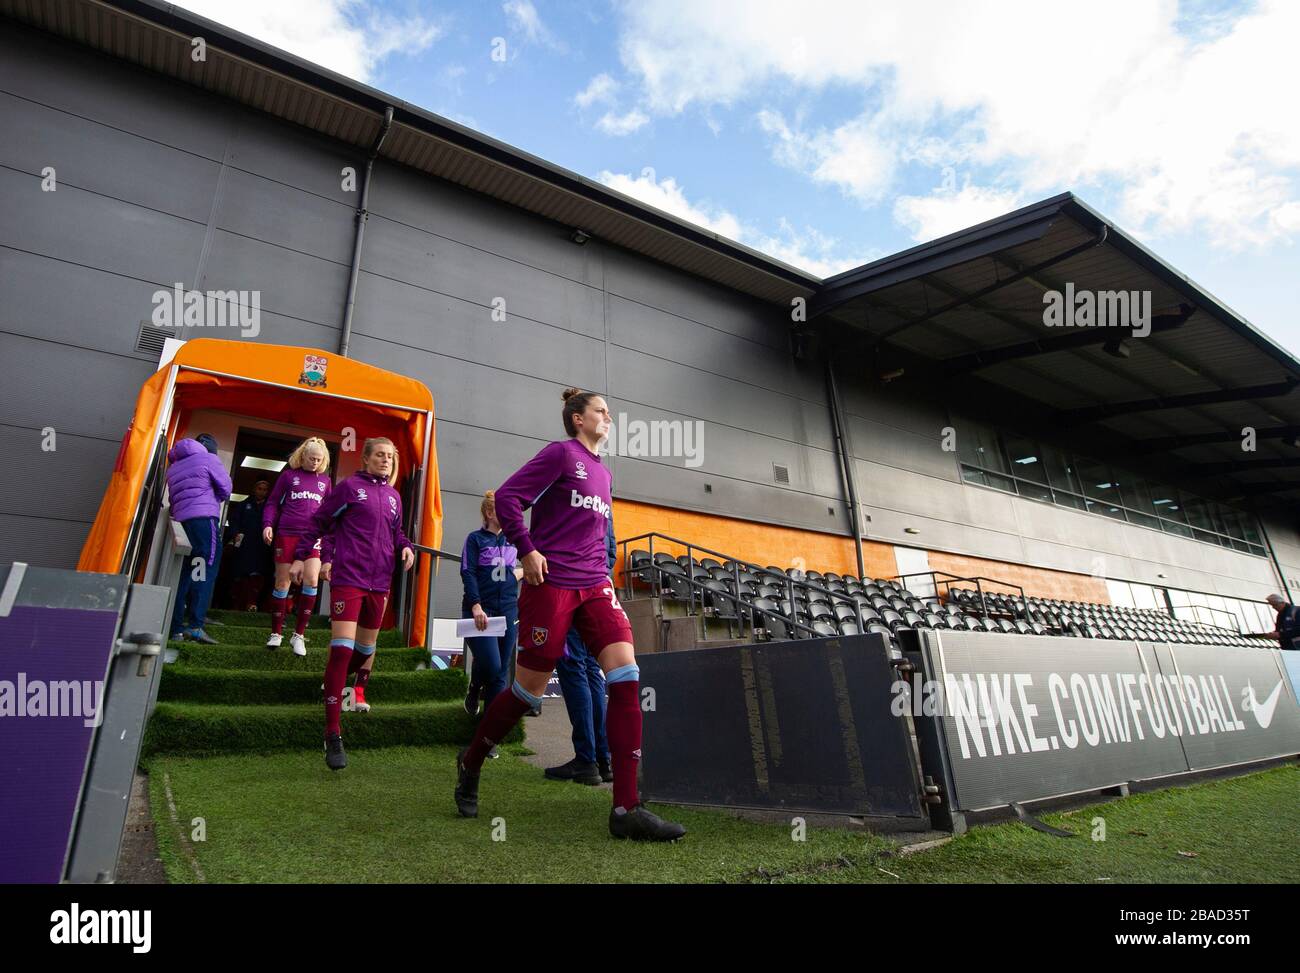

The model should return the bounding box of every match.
[638,634,931,829]
[904,629,1300,832]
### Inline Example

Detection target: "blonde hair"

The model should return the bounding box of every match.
[481,490,496,528]
[362,437,400,487]
[287,436,330,474]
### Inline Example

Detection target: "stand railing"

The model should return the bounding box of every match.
[410,544,463,650]
[617,531,879,641]
[891,571,1028,619]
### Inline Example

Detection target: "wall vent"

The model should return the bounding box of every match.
[773,463,790,484]
[136,321,171,356]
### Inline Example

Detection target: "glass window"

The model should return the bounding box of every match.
[1181,494,1222,542]
[954,422,1265,557]
[1073,456,1128,520]
[1041,445,1083,495]
[1131,584,1160,611]
[1003,434,1047,484]
[957,421,1007,474]
[1106,580,1135,608]
[1014,477,1053,504]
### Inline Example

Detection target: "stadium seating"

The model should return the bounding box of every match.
[624,547,1269,656]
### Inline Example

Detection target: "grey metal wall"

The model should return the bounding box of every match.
[0,19,1287,613]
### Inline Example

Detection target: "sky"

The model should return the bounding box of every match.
[179,0,1300,354]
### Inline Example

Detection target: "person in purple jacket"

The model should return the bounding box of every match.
[262,436,332,656]
[453,388,686,841]
[166,433,232,644]
[290,436,414,770]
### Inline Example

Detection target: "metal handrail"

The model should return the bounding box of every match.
[411,543,463,650]
[635,559,828,642]
[617,531,872,637]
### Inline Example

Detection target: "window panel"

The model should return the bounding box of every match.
[1106,580,1135,608]
[957,420,1007,474]
[1002,434,1047,484]
[1131,584,1159,611]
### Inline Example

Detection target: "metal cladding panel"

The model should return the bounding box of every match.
[0,21,234,161]
[345,337,600,442]
[360,216,606,340]
[602,248,792,351]
[0,334,155,438]
[608,345,837,453]
[350,276,606,386]
[0,247,180,359]
[0,427,120,522]
[607,294,820,402]
[213,167,357,266]
[0,514,96,569]
[1150,641,1300,771]
[605,400,843,498]
[612,454,852,537]
[639,634,927,820]
[0,166,206,286]
[918,630,1300,813]
[369,161,604,291]
[198,229,348,327]
[0,89,221,224]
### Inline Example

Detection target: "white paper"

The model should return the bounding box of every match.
[456,615,507,638]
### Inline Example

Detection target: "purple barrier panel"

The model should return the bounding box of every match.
[0,605,119,883]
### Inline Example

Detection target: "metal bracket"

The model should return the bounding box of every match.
[115,631,164,677]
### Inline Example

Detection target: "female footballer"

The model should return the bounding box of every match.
[291,437,414,770]
[454,388,685,841]
[263,437,332,656]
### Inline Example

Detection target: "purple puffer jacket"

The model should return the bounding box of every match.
[166,438,232,521]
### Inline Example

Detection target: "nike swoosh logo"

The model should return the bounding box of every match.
[1248,681,1285,730]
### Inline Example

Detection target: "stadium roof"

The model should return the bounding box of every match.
[812,193,1300,508]
[7,0,1299,506]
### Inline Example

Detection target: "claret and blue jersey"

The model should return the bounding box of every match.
[494,439,614,590]
[297,470,410,593]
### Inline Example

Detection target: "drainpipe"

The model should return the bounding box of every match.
[826,357,866,578]
[339,106,394,358]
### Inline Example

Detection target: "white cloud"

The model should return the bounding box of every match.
[504,0,565,51]
[758,109,897,205]
[596,108,649,136]
[894,183,1024,243]
[178,0,443,83]
[607,0,1300,249]
[575,73,619,108]
[596,169,868,276]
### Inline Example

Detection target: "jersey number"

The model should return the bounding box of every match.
[602,586,627,618]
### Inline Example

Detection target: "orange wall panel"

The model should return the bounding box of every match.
[611,499,897,581]
[927,551,1111,604]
